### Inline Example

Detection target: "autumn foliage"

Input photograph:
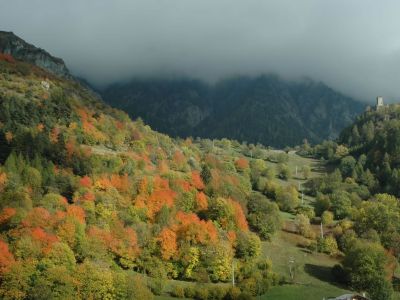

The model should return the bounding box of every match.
[196,192,208,210]
[174,211,218,245]
[0,240,15,274]
[235,157,249,170]
[0,53,15,63]
[157,228,178,260]
[191,171,205,190]
[230,199,249,231]
[0,207,15,224]
[79,175,92,188]
[135,176,177,219]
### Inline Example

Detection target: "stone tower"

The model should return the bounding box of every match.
[376,96,384,110]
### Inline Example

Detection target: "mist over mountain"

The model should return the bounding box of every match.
[102,75,365,147]
[0,30,365,148]
[3,1,400,101]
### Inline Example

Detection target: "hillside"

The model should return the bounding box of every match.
[339,104,400,196]
[0,37,289,299]
[102,75,365,148]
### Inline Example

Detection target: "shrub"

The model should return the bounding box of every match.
[277,163,291,180]
[170,285,185,298]
[224,287,241,300]
[321,210,334,226]
[194,285,209,300]
[294,214,315,239]
[149,277,166,295]
[208,286,227,299]
[184,285,196,298]
[318,235,339,255]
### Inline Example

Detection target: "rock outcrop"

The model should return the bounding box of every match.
[0,31,70,78]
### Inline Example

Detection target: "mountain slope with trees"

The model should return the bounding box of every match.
[0,36,285,299]
[102,75,365,148]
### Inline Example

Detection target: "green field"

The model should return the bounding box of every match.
[260,152,352,299]
[261,231,351,300]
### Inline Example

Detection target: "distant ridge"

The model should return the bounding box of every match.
[102,75,366,147]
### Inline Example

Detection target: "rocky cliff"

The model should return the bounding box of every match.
[0,31,70,78]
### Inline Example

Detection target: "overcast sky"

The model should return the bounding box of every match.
[1,0,400,101]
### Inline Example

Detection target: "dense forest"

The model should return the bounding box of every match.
[0,35,400,300]
[102,76,365,148]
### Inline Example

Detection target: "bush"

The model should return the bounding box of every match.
[296,206,315,219]
[194,285,209,300]
[170,285,185,298]
[275,185,299,212]
[277,163,291,180]
[294,214,315,239]
[237,292,254,300]
[208,286,227,299]
[184,285,196,298]
[149,277,166,295]
[307,240,318,252]
[235,231,261,260]
[247,193,281,240]
[224,287,241,300]
[317,235,339,255]
[321,210,334,226]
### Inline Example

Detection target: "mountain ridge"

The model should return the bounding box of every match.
[102,75,365,148]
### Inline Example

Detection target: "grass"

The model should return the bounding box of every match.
[259,152,353,299]
[261,284,347,300]
[261,231,351,299]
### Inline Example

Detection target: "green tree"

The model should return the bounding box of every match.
[294,214,314,239]
[205,242,233,282]
[321,211,334,226]
[330,191,352,219]
[235,231,261,261]
[339,156,356,178]
[201,164,212,185]
[275,186,299,212]
[247,193,281,240]
[343,241,393,300]
[277,163,291,180]
[314,193,331,216]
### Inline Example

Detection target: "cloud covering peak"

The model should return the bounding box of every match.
[2,0,400,101]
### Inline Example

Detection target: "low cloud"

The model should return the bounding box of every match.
[2,0,400,101]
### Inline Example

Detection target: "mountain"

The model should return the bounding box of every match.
[102,75,365,148]
[0,31,70,78]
